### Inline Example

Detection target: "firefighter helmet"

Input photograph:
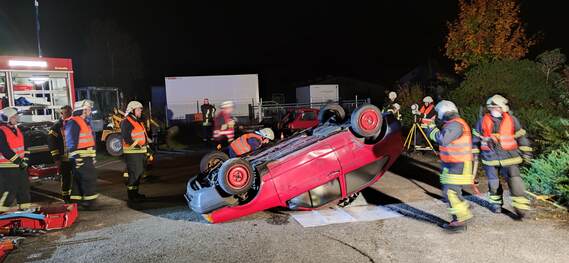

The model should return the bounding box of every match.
[486,94,510,112]
[0,107,18,123]
[434,100,458,120]
[423,96,434,104]
[126,101,144,115]
[73,100,94,112]
[256,128,275,141]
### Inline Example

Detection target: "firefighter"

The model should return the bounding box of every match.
[213,101,236,144]
[419,96,436,127]
[65,100,98,210]
[121,101,149,203]
[201,98,216,142]
[387,103,401,120]
[48,105,73,203]
[228,128,274,157]
[472,94,532,219]
[0,107,31,212]
[425,100,474,232]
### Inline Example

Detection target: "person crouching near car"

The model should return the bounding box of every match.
[424,100,474,232]
[228,128,274,158]
[0,107,31,212]
[121,101,150,203]
[65,100,99,210]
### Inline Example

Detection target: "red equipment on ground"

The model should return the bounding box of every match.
[0,204,78,234]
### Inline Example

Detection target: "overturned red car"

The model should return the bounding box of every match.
[185,104,403,223]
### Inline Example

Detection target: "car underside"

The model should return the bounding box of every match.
[185,104,403,223]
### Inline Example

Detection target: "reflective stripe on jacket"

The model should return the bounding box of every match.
[0,126,24,168]
[229,133,263,156]
[122,116,148,154]
[67,116,96,158]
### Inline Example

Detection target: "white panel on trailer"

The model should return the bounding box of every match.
[165,74,259,119]
[308,85,339,104]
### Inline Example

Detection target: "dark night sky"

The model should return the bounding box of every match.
[1,0,568,94]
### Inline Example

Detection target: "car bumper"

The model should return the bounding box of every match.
[185,177,230,214]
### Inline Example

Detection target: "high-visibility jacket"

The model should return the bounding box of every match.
[122,116,148,154]
[67,116,96,158]
[0,126,25,168]
[439,118,473,163]
[229,133,263,156]
[472,113,532,167]
[213,111,235,141]
[427,116,474,185]
[419,104,436,124]
[481,113,517,151]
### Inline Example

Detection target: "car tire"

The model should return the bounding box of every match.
[200,151,230,173]
[318,104,346,124]
[217,158,255,195]
[350,104,382,138]
[106,133,123,156]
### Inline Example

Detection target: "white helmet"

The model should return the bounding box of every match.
[388,91,397,101]
[126,101,144,115]
[220,101,234,109]
[486,94,509,112]
[434,100,458,120]
[256,128,275,141]
[73,100,94,113]
[423,96,434,104]
[0,107,18,123]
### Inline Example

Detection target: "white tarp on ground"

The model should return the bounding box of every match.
[289,205,401,227]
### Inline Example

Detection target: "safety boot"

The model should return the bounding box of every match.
[513,208,526,221]
[489,204,502,214]
[128,190,146,203]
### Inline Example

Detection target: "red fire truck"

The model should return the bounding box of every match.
[0,56,76,177]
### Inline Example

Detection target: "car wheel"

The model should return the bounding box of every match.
[200,151,229,173]
[318,104,346,124]
[350,104,382,138]
[106,133,123,156]
[217,158,255,195]
[337,192,360,207]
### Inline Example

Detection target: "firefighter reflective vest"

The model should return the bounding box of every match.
[229,133,263,156]
[438,117,474,185]
[419,104,435,124]
[481,112,517,151]
[0,126,25,168]
[439,118,473,163]
[68,116,96,158]
[123,116,148,154]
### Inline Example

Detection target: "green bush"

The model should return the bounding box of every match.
[397,84,425,127]
[522,145,569,204]
[450,60,556,110]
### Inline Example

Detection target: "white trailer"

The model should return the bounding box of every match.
[165,74,259,120]
[296,84,339,106]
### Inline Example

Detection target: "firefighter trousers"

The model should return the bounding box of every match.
[70,157,98,203]
[484,164,530,210]
[0,168,31,211]
[60,160,73,198]
[125,153,145,192]
[442,184,472,222]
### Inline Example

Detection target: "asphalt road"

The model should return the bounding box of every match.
[6,150,569,263]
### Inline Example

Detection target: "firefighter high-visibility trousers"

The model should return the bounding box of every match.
[484,164,530,210]
[442,184,472,222]
[70,157,98,201]
[60,160,73,198]
[125,153,145,191]
[0,168,31,211]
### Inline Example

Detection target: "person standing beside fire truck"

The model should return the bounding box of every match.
[48,105,73,203]
[65,100,98,210]
[0,107,31,212]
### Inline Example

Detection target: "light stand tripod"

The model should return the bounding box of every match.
[403,115,437,154]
